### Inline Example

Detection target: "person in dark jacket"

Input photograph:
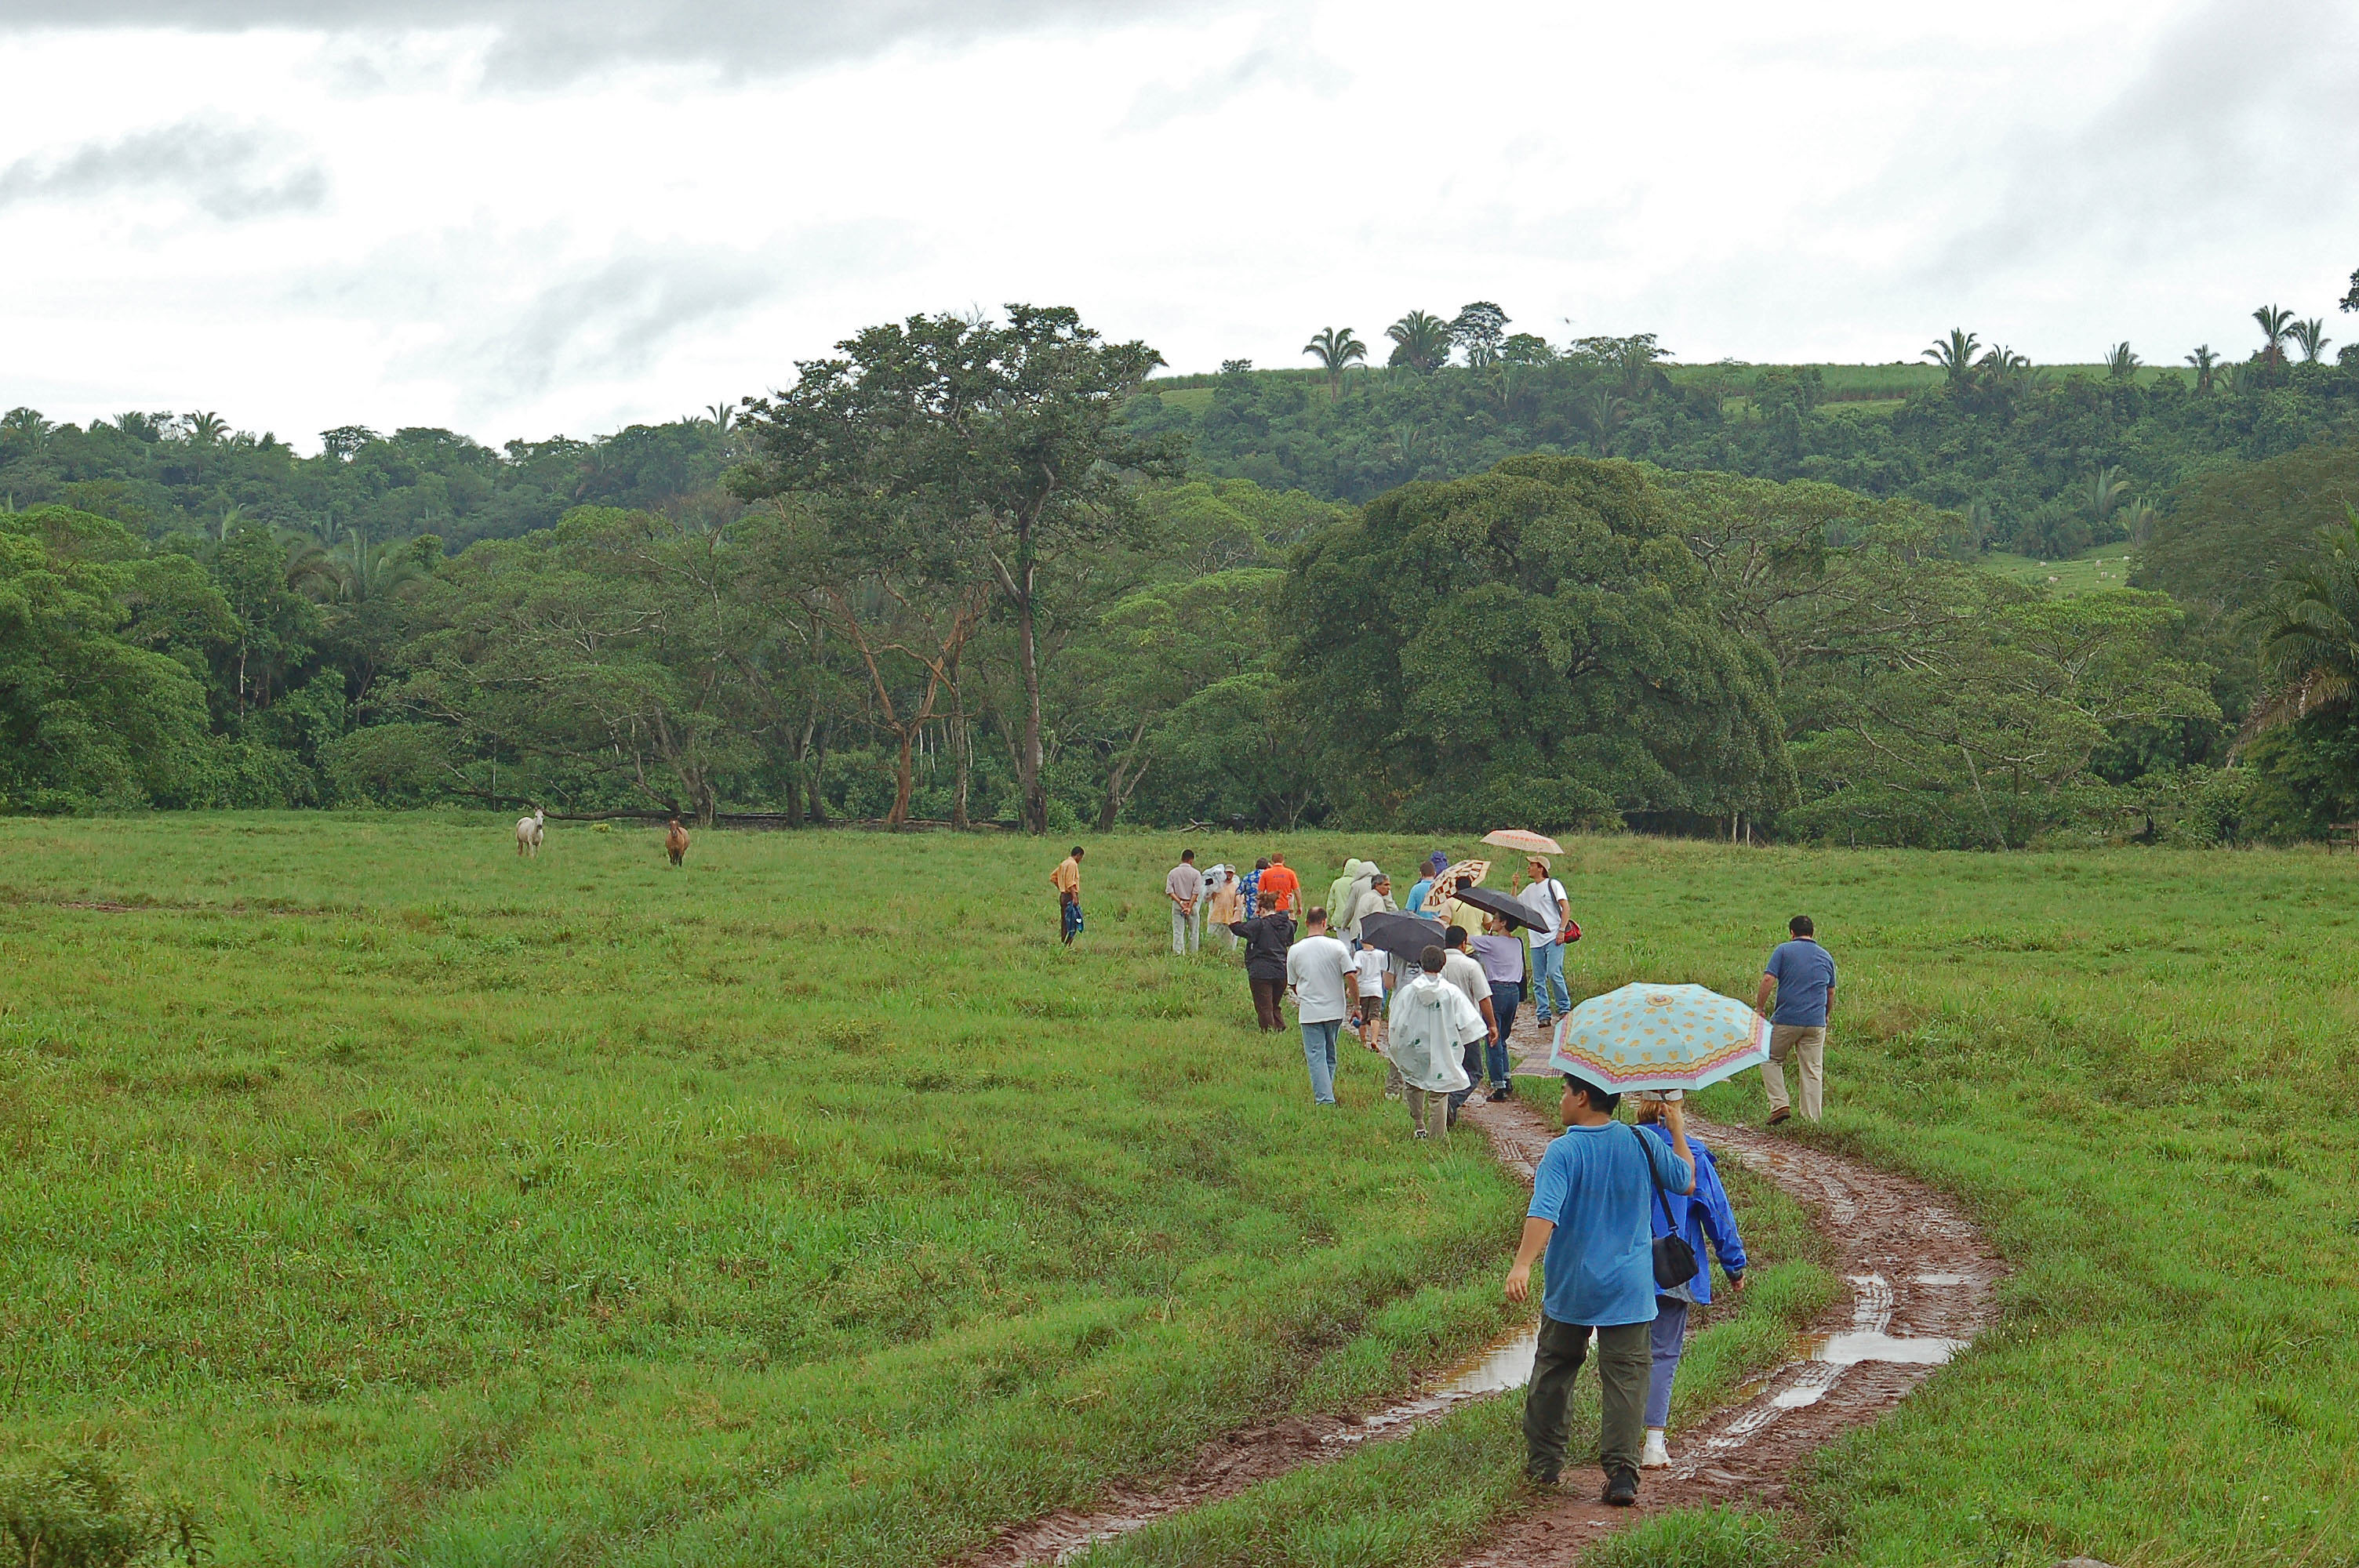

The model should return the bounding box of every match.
[1227,907,1296,1032]
[1632,1095,1747,1470]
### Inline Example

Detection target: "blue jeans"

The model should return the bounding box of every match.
[1300,1018,1342,1104]
[1530,941,1570,1021]
[1060,898,1083,943]
[1488,979,1521,1085]
[1646,1296,1688,1428]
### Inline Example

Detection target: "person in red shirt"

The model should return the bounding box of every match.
[1258,853,1299,913]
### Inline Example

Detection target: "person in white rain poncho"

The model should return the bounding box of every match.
[1383,946,1486,1142]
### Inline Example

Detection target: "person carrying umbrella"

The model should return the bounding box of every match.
[1226,899,1296,1034]
[1383,946,1485,1142]
[1470,913,1528,1097]
[1506,1076,1696,1506]
[1517,855,1573,1029]
[1631,1093,1747,1472]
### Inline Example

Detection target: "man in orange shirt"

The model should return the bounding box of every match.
[1258,852,1299,914]
[1049,846,1085,945]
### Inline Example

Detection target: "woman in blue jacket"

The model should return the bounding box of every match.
[1634,1095,1747,1469]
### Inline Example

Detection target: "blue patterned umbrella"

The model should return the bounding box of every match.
[1546,982,1771,1094]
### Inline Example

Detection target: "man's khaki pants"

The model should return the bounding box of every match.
[1764,1025,1826,1121]
[1405,1085,1448,1141]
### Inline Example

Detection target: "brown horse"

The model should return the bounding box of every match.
[665,818,690,867]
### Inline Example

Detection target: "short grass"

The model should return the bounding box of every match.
[0,818,1543,1566]
[1982,546,2140,596]
[9,823,2359,1566]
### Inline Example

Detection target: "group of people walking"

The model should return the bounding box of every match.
[1053,840,1841,1509]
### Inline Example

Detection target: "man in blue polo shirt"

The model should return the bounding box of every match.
[1755,913,1837,1125]
[1504,1075,1695,1505]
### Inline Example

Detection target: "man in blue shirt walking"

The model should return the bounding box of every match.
[1756,914,1837,1124]
[1504,1075,1695,1505]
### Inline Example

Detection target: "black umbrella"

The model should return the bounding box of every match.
[1356,910,1447,962]
[1448,882,1549,932]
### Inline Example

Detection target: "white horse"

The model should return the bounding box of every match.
[515,808,545,858]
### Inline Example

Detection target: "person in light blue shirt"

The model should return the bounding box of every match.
[1755,914,1837,1124]
[1505,1075,1694,1506]
[1405,851,1448,916]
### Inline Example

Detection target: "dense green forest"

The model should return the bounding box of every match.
[8,291,2359,845]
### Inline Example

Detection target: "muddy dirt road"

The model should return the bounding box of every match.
[962,1025,2004,1567]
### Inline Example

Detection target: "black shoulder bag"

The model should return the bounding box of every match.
[1628,1124,1699,1290]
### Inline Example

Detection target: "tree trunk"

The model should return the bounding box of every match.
[889,730,916,829]
[1017,565,1046,834]
[951,710,972,831]
[806,725,829,823]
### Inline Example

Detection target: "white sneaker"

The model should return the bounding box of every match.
[1641,1430,1671,1469]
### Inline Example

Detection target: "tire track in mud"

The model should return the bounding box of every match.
[961,1025,2005,1568]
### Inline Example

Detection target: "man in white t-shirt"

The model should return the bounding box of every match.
[1438,924,1499,1121]
[1285,906,1355,1106]
[1518,855,1572,1027]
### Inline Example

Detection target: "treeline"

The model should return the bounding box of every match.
[0,406,740,553]
[1129,303,2359,557]
[8,299,2359,844]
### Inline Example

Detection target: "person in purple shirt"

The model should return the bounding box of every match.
[1470,916,1527,1097]
[1756,914,1836,1125]
[1632,1097,1747,1470]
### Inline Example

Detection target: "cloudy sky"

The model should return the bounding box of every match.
[2,0,2354,451]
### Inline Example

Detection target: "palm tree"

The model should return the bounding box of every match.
[2081,466,2132,526]
[2253,304,2294,368]
[183,410,228,444]
[2185,344,2219,393]
[1385,311,1452,373]
[704,401,734,432]
[2289,318,2332,364]
[330,528,426,603]
[2252,507,2359,732]
[1923,328,1979,387]
[1301,327,1367,402]
[2105,342,2141,381]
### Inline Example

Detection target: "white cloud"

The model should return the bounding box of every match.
[0,0,2354,449]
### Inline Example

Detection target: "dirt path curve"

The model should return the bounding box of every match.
[962,1025,2004,1568]
[1449,1081,2004,1564]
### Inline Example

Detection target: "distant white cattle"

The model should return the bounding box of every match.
[515,808,545,858]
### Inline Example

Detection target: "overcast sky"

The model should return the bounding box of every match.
[3,0,2354,452]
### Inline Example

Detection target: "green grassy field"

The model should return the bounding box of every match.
[6,820,2358,1566]
[1981,546,2140,596]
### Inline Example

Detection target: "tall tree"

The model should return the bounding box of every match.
[731,306,1176,833]
[2288,318,2331,364]
[1923,328,1980,386]
[2184,344,2219,393]
[2104,342,2140,380]
[1384,311,1452,373]
[2252,507,2359,731]
[1448,302,1510,368]
[2253,304,2295,368]
[1301,327,1368,401]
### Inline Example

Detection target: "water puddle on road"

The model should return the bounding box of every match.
[1340,1323,1538,1442]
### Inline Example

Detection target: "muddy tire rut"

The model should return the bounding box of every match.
[961,1025,2004,1567]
